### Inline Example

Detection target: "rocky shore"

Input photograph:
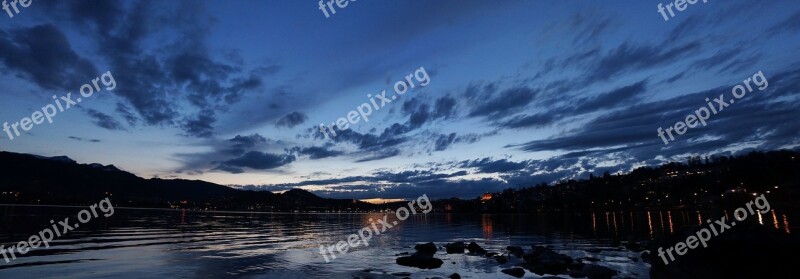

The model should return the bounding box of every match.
[389,241,641,279]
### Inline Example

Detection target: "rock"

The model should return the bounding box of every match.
[507,246,525,258]
[568,262,585,271]
[585,248,602,253]
[444,242,465,254]
[396,252,444,269]
[448,273,461,279]
[396,243,443,270]
[486,252,500,257]
[581,257,600,262]
[625,241,645,252]
[522,246,573,275]
[414,242,438,255]
[395,252,409,256]
[495,255,508,264]
[501,267,525,278]
[524,245,551,260]
[569,269,586,278]
[640,251,651,263]
[467,242,487,255]
[649,223,799,279]
[582,264,618,279]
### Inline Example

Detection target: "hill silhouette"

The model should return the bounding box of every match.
[0,151,369,211]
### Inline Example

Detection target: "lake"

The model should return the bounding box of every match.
[0,205,794,278]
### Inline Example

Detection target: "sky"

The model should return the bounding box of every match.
[0,0,799,200]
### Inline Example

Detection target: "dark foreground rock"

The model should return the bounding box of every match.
[467,242,487,255]
[582,264,617,279]
[501,267,525,278]
[396,252,444,269]
[444,242,465,254]
[395,242,444,269]
[507,246,525,258]
[522,246,574,275]
[648,223,798,279]
[414,242,438,254]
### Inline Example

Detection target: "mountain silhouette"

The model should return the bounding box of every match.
[0,151,369,211]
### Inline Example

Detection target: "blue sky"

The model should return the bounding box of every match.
[1,0,799,200]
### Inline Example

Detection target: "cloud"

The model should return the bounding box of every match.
[571,80,647,114]
[356,149,401,162]
[0,24,98,90]
[85,109,126,131]
[469,87,538,117]
[67,136,101,143]
[36,1,265,137]
[767,10,800,35]
[460,157,530,173]
[434,133,457,151]
[115,103,139,127]
[291,146,344,159]
[173,133,290,173]
[510,64,800,164]
[230,134,267,150]
[498,113,555,129]
[585,42,701,83]
[218,151,295,172]
[182,110,215,138]
[495,81,646,129]
[275,111,308,128]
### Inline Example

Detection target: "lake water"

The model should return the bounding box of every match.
[0,205,794,278]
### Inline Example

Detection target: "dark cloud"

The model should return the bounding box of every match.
[85,109,126,131]
[0,24,97,90]
[460,157,529,173]
[230,134,267,149]
[37,1,264,137]
[115,103,139,127]
[569,11,614,46]
[432,96,457,119]
[316,123,412,160]
[495,81,646,129]
[400,95,458,130]
[174,133,286,173]
[291,146,344,159]
[767,10,800,35]
[498,113,555,129]
[182,110,215,138]
[275,112,308,128]
[67,136,101,143]
[218,151,295,172]
[469,87,538,117]
[690,47,743,71]
[585,42,701,83]
[356,149,401,162]
[510,64,800,166]
[434,133,457,151]
[572,80,647,114]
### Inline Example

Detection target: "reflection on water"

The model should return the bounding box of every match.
[668,211,674,234]
[784,214,791,234]
[481,214,493,239]
[0,205,795,279]
[772,211,779,230]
